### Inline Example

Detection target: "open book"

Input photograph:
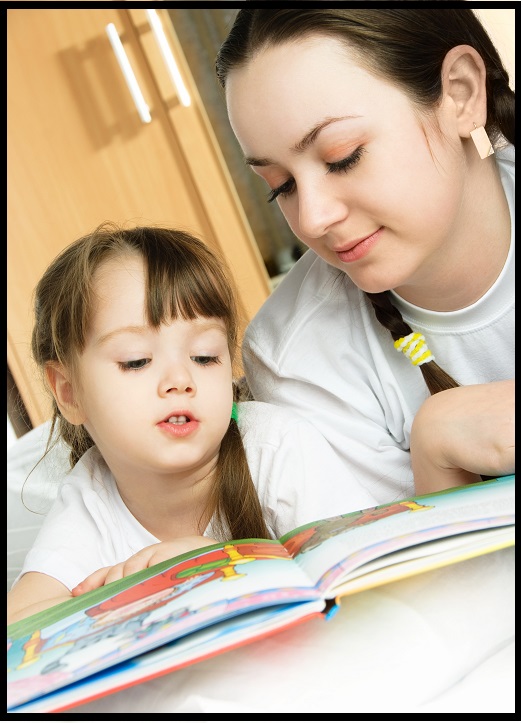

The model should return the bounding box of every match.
[7,475,515,713]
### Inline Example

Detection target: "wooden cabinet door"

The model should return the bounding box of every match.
[8,8,270,426]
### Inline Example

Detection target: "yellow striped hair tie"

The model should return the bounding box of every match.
[394,332,434,366]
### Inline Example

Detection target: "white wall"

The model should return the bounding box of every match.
[474,9,516,89]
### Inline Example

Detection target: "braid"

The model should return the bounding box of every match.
[486,70,515,147]
[366,292,460,395]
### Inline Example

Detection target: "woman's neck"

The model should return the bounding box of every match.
[394,157,511,311]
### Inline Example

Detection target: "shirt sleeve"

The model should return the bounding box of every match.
[240,402,379,539]
[16,476,124,591]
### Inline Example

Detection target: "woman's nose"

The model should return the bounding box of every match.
[298,181,349,239]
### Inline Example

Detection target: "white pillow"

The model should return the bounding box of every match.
[7,421,71,590]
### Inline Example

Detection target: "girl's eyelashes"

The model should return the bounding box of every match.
[118,358,150,371]
[266,145,366,203]
[191,355,221,366]
[118,356,221,371]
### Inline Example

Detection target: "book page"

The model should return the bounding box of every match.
[8,540,320,710]
[331,525,515,597]
[11,599,325,714]
[279,476,515,597]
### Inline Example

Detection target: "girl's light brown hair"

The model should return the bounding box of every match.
[32,222,270,539]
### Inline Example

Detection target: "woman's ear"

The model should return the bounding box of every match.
[45,363,86,425]
[440,44,488,138]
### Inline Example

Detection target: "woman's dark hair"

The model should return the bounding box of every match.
[32,222,270,539]
[216,8,515,394]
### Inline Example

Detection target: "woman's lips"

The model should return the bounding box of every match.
[334,227,382,263]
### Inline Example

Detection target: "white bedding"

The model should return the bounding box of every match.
[7,424,517,715]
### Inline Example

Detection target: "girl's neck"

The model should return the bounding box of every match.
[116,467,216,541]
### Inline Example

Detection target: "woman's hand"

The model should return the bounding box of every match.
[71,536,218,596]
[411,380,515,495]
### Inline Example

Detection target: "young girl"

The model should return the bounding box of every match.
[7,223,378,625]
[215,8,515,501]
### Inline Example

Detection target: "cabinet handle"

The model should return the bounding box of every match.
[145,9,191,107]
[105,22,152,124]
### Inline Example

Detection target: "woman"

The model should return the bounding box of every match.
[215,8,515,501]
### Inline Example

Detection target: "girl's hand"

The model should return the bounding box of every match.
[71,536,218,596]
[411,380,515,495]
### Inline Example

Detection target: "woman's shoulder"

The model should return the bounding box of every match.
[244,251,366,354]
[266,249,358,309]
[496,143,515,188]
[237,400,329,447]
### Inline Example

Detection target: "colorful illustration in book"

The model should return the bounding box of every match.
[285,499,433,557]
[7,582,310,709]
[87,542,288,619]
[7,543,290,682]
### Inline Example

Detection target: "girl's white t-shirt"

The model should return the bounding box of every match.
[16,401,378,590]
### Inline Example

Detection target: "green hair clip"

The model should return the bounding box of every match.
[231,402,238,422]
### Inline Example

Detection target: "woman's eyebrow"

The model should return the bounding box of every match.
[245,115,360,166]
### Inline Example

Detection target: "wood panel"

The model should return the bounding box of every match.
[7,8,270,427]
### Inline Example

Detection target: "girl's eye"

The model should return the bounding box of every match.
[118,358,150,371]
[326,146,366,174]
[267,178,296,204]
[191,356,220,366]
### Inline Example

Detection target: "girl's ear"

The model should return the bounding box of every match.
[45,363,86,425]
[440,44,488,138]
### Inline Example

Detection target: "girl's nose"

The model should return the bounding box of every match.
[159,365,195,396]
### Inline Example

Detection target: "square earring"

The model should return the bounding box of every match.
[470,124,494,159]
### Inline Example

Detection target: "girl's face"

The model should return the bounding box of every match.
[72,254,233,489]
[226,36,470,307]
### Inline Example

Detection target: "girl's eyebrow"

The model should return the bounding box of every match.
[95,325,147,347]
[245,115,360,167]
[95,319,226,347]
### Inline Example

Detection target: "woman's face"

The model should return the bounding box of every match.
[226,36,468,305]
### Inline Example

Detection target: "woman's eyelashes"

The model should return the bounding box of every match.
[117,356,220,372]
[267,178,295,203]
[326,146,366,174]
[266,146,366,203]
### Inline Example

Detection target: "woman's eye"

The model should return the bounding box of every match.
[265,147,365,203]
[118,358,150,371]
[267,178,296,203]
[191,356,220,366]
[326,146,366,174]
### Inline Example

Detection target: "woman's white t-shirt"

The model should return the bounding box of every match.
[242,147,515,504]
